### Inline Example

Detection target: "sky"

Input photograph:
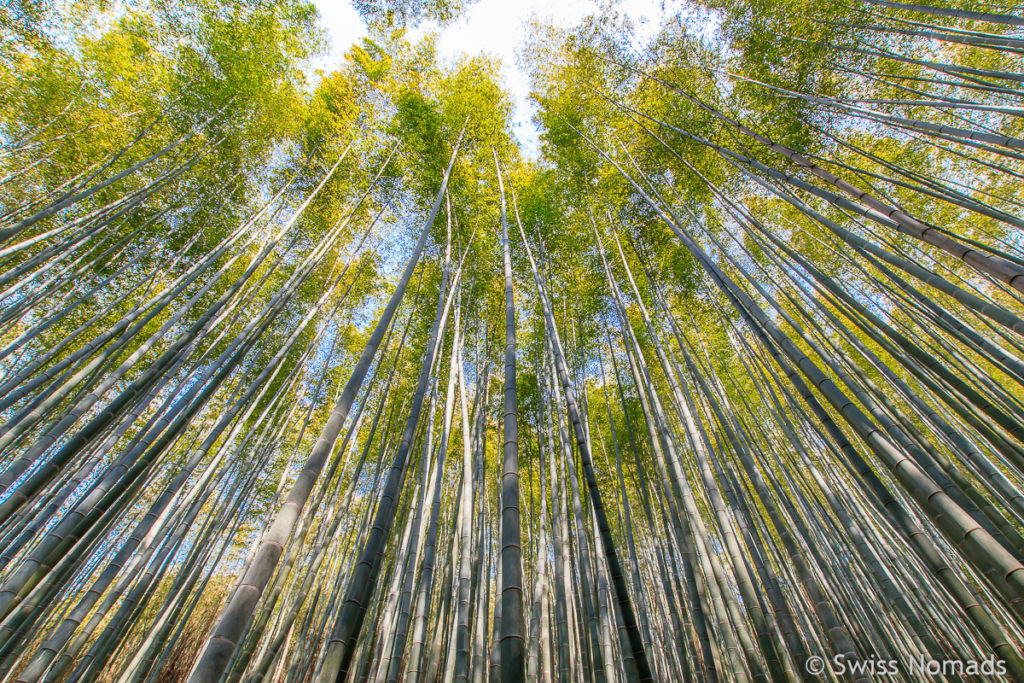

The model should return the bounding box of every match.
[307,0,667,158]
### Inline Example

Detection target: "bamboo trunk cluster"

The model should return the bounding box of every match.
[3,3,1024,682]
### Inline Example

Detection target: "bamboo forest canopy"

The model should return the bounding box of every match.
[4,0,1024,679]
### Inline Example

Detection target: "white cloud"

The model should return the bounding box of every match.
[306,0,368,79]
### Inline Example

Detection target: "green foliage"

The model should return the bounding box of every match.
[352,0,477,29]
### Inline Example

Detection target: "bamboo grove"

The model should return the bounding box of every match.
[4,0,1024,679]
